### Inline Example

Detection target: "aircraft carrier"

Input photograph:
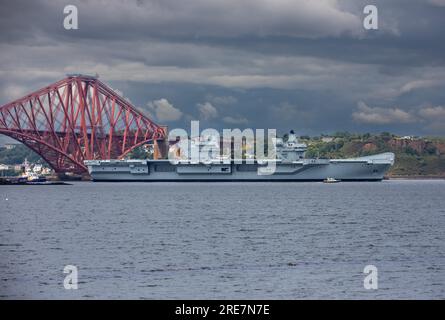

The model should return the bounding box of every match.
[85,132,395,182]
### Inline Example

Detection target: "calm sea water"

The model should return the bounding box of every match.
[0,180,444,299]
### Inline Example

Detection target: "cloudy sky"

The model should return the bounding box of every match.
[1,0,445,141]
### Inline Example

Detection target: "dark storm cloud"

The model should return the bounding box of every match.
[0,0,361,40]
[0,0,444,136]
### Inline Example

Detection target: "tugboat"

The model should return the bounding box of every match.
[26,172,47,183]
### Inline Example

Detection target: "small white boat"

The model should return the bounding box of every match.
[324,177,340,183]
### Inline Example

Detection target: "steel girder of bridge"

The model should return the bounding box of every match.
[0,75,166,174]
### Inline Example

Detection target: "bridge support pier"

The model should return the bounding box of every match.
[153,126,168,159]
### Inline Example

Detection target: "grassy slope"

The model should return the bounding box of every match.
[390,154,445,176]
[0,144,44,165]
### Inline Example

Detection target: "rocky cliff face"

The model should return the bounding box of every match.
[387,139,444,155]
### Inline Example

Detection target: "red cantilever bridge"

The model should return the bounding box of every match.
[0,75,166,175]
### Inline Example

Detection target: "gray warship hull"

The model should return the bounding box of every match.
[85,152,395,182]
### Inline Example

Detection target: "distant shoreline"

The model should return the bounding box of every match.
[387,175,445,180]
